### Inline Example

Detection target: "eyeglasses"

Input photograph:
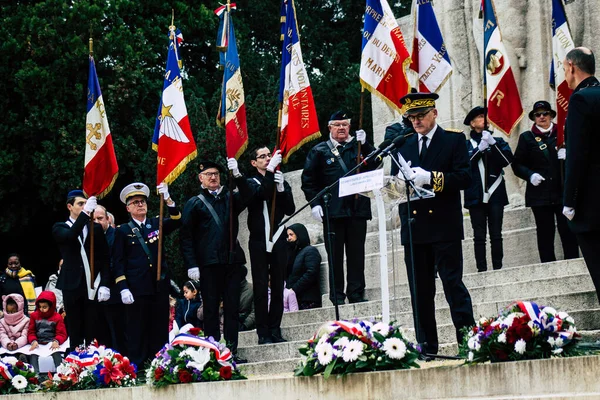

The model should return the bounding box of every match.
[255,153,272,160]
[330,122,350,128]
[201,172,220,178]
[127,199,146,207]
[406,110,433,122]
[534,111,551,118]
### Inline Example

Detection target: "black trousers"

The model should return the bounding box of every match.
[201,263,244,353]
[124,292,169,367]
[468,204,504,271]
[531,205,579,263]
[102,302,126,354]
[404,241,475,354]
[323,218,367,302]
[63,288,103,352]
[249,237,287,338]
[576,231,600,304]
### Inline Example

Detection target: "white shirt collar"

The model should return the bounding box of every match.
[420,124,438,141]
[201,185,223,195]
[329,135,354,147]
[132,217,146,227]
[535,122,554,133]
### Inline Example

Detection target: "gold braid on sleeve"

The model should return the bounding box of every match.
[432,171,444,192]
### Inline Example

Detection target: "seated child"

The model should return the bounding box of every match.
[175,280,202,329]
[27,291,67,373]
[0,294,30,355]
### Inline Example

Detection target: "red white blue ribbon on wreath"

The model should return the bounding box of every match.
[516,301,574,342]
[171,333,232,362]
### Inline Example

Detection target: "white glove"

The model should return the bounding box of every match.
[563,206,575,220]
[157,182,170,200]
[355,129,367,144]
[267,150,283,173]
[412,167,432,188]
[97,286,110,302]
[83,196,97,214]
[227,158,241,177]
[478,140,490,152]
[311,205,324,223]
[482,130,496,145]
[120,289,134,305]
[274,171,285,192]
[396,160,415,181]
[558,148,566,160]
[188,267,200,280]
[530,173,546,186]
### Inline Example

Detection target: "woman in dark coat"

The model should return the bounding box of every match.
[285,223,322,310]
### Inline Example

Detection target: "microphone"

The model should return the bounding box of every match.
[362,139,392,165]
[375,130,415,162]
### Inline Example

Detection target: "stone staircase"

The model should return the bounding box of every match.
[237,203,600,378]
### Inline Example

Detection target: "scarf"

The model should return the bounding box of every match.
[531,123,556,138]
[5,267,36,313]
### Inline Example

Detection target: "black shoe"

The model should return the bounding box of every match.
[348,297,368,304]
[477,269,487,273]
[331,298,345,306]
[271,333,287,343]
[233,355,248,364]
[258,336,273,345]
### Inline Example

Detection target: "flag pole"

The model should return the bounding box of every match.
[88,34,96,290]
[354,87,365,205]
[481,3,489,195]
[269,103,283,240]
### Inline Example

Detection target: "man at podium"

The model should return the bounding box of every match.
[388,91,475,356]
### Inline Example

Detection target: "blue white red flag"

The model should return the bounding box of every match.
[360,0,411,112]
[410,0,452,93]
[483,0,523,135]
[152,27,197,185]
[549,0,574,147]
[215,5,248,160]
[83,54,118,199]
[278,0,320,163]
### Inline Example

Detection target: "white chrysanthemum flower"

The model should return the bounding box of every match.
[468,352,474,362]
[185,347,211,372]
[558,311,568,319]
[542,307,557,316]
[502,312,524,327]
[372,322,390,337]
[468,330,474,337]
[80,369,89,379]
[566,316,575,324]
[547,337,555,346]
[317,342,334,366]
[491,319,501,327]
[382,338,407,360]
[555,337,564,347]
[478,317,488,325]
[11,375,27,390]
[3,356,18,366]
[315,334,330,353]
[333,337,350,356]
[468,336,481,351]
[514,339,527,354]
[342,340,364,362]
[151,358,159,367]
[553,348,563,355]
[497,333,507,343]
[567,325,577,333]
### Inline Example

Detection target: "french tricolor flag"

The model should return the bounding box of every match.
[549,0,574,147]
[360,0,411,112]
[410,0,452,93]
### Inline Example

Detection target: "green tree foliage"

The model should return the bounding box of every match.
[0,0,410,284]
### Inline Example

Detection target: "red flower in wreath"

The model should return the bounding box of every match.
[189,327,202,336]
[517,324,533,341]
[0,379,6,388]
[117,358,137,378]
[154,367,164,380]
[178,369,193,383]
[100,357,125,385]
[493,349,508,361]
[28,377,39,385]
[15,361,25,369]
[219,365,233,380]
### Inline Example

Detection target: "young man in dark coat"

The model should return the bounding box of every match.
[387,91,475,356]
[285,223,322,310]
[301,111,376,305]
[563,47,600,302]
[112,182,181,367]
[180,159,252,360]
[52,189,110,352]
[246,146,295,344]
[463,106,513,272]
[512,101,579,263]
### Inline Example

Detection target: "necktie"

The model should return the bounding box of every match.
[210,191,218,198]
[420,136,429,163]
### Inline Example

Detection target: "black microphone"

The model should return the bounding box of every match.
[375,130,415,162]
[361,139,392,165]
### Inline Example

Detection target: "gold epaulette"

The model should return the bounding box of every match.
[445,128,464,134]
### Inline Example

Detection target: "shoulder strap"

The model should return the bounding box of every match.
[527,131,551,163]
[197,193,224,232]
[326,140,349,174]
[127,221,153,264]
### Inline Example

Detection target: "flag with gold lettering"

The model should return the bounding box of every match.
[549,0,574,147]
[152,26,197,185]
[83,54,118,199]
[278,0,320,163]
[360,0,411,112]
[483,0,523,135]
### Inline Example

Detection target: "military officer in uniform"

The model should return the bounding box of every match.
[180,159,252,360]
[52,190,111,352]
[301,111,376,305]
[563,47,600,302]
[246,146,295,344]
[112,182,181,367]
[388,92,475,356]
[463,106,513,272]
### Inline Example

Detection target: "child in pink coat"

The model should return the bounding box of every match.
[0,293,30,352]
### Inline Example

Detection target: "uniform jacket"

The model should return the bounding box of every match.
[391,126,472,245]
[52,211,110,293]
[0,293,30,349]
[286,223,322,304]
[464,131,513,208]
[301,138,377,220]
[512,124,563,207]
[175,297,202,328]
[27,291,67,345]
[246,171,295,243]
[180,177,252,269]
[112,205,182,297]
[564,76,600,233]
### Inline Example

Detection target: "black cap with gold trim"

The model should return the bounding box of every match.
[120,183,150,204]
[198,161,225,174]
[400,89,439,115]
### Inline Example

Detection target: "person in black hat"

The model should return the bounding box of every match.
[52,190,110,352]
[512,101,579,263]
[301,110,376,305]
[387,91,475,356]
[463,106,513,272]
[112,182,181,366]
[180,158,252,362]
